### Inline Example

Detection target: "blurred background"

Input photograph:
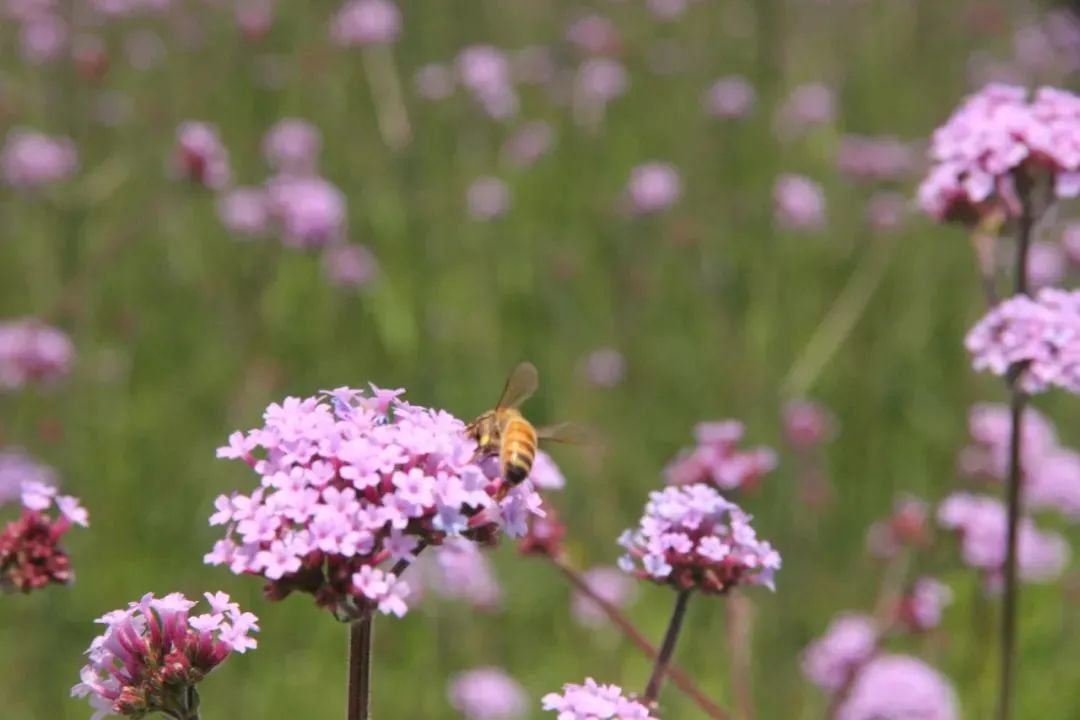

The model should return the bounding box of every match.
[2,0,1080,717]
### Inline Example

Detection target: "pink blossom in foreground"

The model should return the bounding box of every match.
[207,386,543,620]
[467,177,510,221]
[801,614,878,691]
[0,319,74,390]
[965,288,1080,395]
[897,577,953,633]
[580,347,626,388]
[1026,241,1066,289]
[774,174,827,231]
[571,566,638,628]
[449,667,528,720]
[866,495,931,559]
[71,592,258,719]
[262,118,321,176]
[618,483,780,593]
[783,399,835,449]
[703,75,755,119]
[937,492,1069,590]
[529,451,566,491]
[264,175,347,247]
[217,187,269,239]
[174,121,230,190]
[626,162,681,214]
[542,678,657,719]
[834,655,958,720]
[322,243,379,289]
[836,135,917,182]
[330,0,401,46]
[664,421,777,492]
[918,84,1080,224]
[1,129,77,188]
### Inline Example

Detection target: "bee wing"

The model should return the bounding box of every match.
[496,361,539,409]
[536,421,594,445]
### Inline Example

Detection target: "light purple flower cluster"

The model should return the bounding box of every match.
[918,83,1080,223]
[330,0,401,46]
[782,399,835,450]
[207,386,544,620]
[174,121,231,190]
[626,162,681,215]
[71,592,258,720]
[664,421,777,492]
[801,613,878,691]
[262,118,321,176]
[965,287,1080,395]
[408,537,503,611]
[571,566,638,628]
[1,129,77,188]
[897,577,952,633]
[0,318,74,390]
[565,13,620,57]
[703,75,755,119]
[457,45,518,120]
[575,57,628,110]
[617,483,780,594]
[774,174,827,231]
[448,667,528,720]
[541,678,657,720]
[865,495,931,559]
[0,448,57,506]
[467,177,510,221]
[1027,241,1066,289]
[836,135,918,182]
[264,175,347,247]
[937,492,1069,590]
[834,655,958,720]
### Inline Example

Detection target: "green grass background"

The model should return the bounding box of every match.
[2,1,1079,717]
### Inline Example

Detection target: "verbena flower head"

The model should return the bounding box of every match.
[330,0,401,46]
[217,187,269,239]
[965,288,1080,394]
[448,667,528,720]
[409,537,503,611]
[542,678,658,719]
[467,177,510,221]
[918,84,1080,224]
[517,501,566,559]
[265,175,347,248]
[575,57,628,107]
[801,613,878,691]
[571,566,638,628]
[937,492,1069,590]
[775,82,835,139]
[0,448,57,505]
[71,592,258,720]
[207,386,543,620]
[322,243,379,289]
[20,14,67,65]
[703,75,755,119]
[502,120,554,168]
[0,318,73,390]
[1,128,77,188]
[774,174,827,231]
[664,421,777,492]
[897,577,953,633]
[834,655,959,720]
[565,13,620,57]
[174,121,230,190]
[262,118,321,176]
[457,45,517,120]
[626,162,681,215]
[866,495,931,559]
[580,347,626,388]
[783,399,835,450]
[617,483,780,593]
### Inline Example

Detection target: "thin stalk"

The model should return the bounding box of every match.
[726,594,755,720]
[552,559,728,719]
[643,590,693,705]
[348,615,374,720]
[361,45,412,152]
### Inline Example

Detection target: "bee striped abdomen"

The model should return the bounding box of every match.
[500,417,537,486]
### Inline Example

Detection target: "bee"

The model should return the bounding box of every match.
[466,361,581,492]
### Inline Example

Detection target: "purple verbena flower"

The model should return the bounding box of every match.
[626,162,681,215]
[703,75,755,119]
[580,348,626,388]
[262,118,321,176]
[0,318,74,390]
[330,0,401,46]
[782,399,836,450]
[1,129,77,188]
[897,577,953,633]
[541,678,657,719]
[834,655,959,720]
[664,421,777,492]
[774,174,827,231]
[217,187,269,239]
[801,613,878,691]
[322,244,379,289]
[448,667,528,720]
[467,177,510,221]
[264,175,347,248]
[174,121,230,190]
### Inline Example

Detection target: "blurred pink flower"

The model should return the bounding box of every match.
[775,82,835,138]
[1026,241,1065,289]
[580,347,625,388]
[19,14,66,64]
[565,13,620,56]
[647,0,689,20]
[414,63,455,101]
[571,566,638,628]
[0,449,57,506]
[866,191,909,232]
[836,135,917,182]
[217,187,269,239]
[665,420,777,492]
[330,0,401,46]
[0,319,74,390]
[783,399,835,449]
[897,577,952,633]
[265,175,347,247]
[575,57,628,106]
[467,177,510,221]
[235,0,273,41]
[528,451,566,491]
[502,121,554,168]
[448,667,528,720]
[703,75,755,119]
[774,174,826,231]
[410,537,503,611]
[174,121,230,190]
[322,244,379,289]
[457,45,518,120]
[1,129,77,188]
[542,678,657,719]
[834,655,958,720]
[626,162,681,214]
[801,613,878,691]
[1062,223,1080,265]
[262,118,321,176]
[866,495,931,559]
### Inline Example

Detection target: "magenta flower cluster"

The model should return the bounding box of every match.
[834,655,958,720]
[541,678,657,720]
[664,420,777,492]
[617,483,780,594]
[71,592,258,720]
[918,83,1080,223]
[206,386,544,620]
[0,318,74,390]
[965,287,1080,394]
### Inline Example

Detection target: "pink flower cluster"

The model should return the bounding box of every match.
[206,386,544,620]
[174,121,231,190]
[834,655,958,720]
[801,613,878,691]
[448,667,528,720]
[965,287,1080,395]
[408,537,503,611]
[865,495,931,559]
[918,84,1080,223]
[664,420,777,492]
[457,45,519,120]
[542,678,657,719]
[617,484,780,594]
[331,0,401,46]
[1,129,77,188]
[0,318,74,390]
[625,162,681,215]
[896,577,952,633]
[703,75,755,119]
[774,174,827,231]
[782,399,835,450]
[71,592,258,720]
[262,118,321,176]
[937,492,1069,590]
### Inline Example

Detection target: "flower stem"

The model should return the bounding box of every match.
[348,614,374,720]
[725,594,755,720]
[551,559,728,719]
[644,590,693,706]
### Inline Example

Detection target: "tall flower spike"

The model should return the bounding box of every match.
[71,592,258,720]
[207,386,544,620]
[618,483,780,594]
[541,678,658,719]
